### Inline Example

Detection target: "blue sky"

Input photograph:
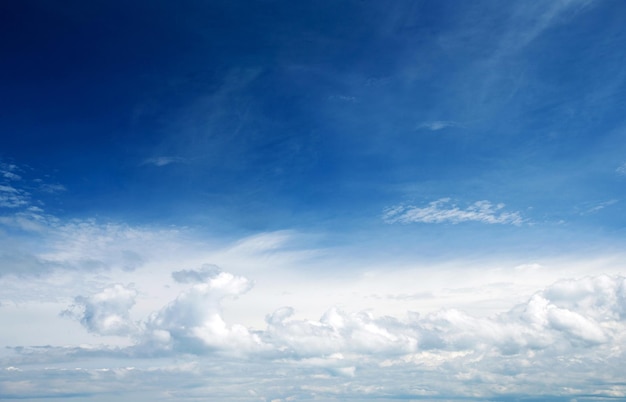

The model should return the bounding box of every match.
[2,1,626,401]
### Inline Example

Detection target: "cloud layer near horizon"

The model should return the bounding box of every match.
[3,269,626,401]
[64,271,626,357]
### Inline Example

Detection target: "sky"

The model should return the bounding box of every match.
[1,0,626,401]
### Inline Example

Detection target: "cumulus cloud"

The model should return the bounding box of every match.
[58,272,626,362]
[383,198,524,225]
[63,284,139,336]
[261,274,626,360]
[212,275,624,356]
[263,306,419,358]
[14,273,626,400]
[142,272,263,354]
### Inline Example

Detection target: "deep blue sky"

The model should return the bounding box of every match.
[2,0,626,248]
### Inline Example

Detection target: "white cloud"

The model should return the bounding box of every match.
[0,162,22,181]
[0,216,184,277]
[142,272,263,354]
[264,306,418,357]
[0,162,67,211]
[171,264,221,284]
[229,230,295,253]
[5,274,626,401]
[383,198,524,225]
[2,171,21,181]
[616,162,626,176]
[0,185,30,208]
[56,272,626,362]
[63,284,139,337]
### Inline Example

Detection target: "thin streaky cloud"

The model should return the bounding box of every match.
[0,184,30,208]
[0,162,22,181]
[2,171,21,181]
[384,198,524,226]
[495,0,594,57]
[417,121,460,131]
[142,156,186,167]
[39,183,66,194]
[582,199,618,215]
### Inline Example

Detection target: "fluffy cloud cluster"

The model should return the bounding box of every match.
[6,273,623,401]
[64,271,263,354]
[262,274,626,361]
[384,198,524,225]
[142,272,263,354]
[63,284,139,336]
[63,272,626,365]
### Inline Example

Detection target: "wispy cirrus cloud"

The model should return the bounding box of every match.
[416,121,460,131]
[383,198,524,225]
[0,185,30,208]
[142,156,186,167]
[38,183,66,194]
[0,162,22,181]
[581,199,618,215]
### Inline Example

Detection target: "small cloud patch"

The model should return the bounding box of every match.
[143,156,186,167]
[417,121,460,131]
[172,264,222,284]
[384,198,524,225]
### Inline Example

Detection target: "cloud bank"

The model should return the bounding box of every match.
[56,272,626,360]
[3,273,626,401]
